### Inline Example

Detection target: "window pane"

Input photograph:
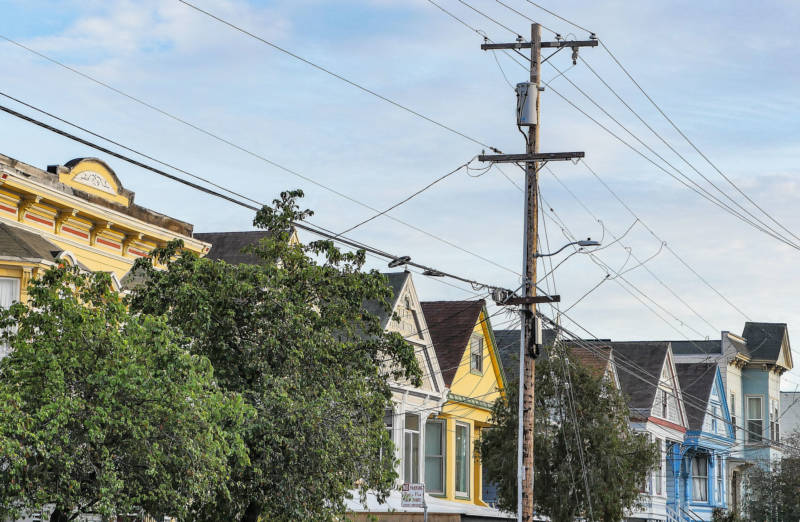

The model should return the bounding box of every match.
[692,456,708,502]
[748,397,762,419]
[0,278,19,359]
[405,413,419,432]
[425,422,442,455]
[455,424,469,495]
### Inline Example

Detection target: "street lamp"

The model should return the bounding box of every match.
[533,238,600,258]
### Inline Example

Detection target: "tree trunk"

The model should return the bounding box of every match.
[50,508,69,522]
[242,501,261,522]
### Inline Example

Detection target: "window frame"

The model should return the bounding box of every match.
[661,389,669,419]
[0,277,20,359]
[692,455,709,503]
[654,438,664,496]
[715,458,723,504]
[454,422,470,498]
[469,335,483,375]
[746,395,763,443]
[424,419,446,495]
[404,413,420,484]
[770,398,780,442]
[730,392,737,438]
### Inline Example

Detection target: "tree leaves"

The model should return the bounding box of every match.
[478,345,658,521]
[127,190,421,521]
[0,266,250,521]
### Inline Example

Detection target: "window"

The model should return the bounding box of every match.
[404,414,420,483]
[770,399,780,442]
[381,409,394,461]
[424,420,445,494]
[455,423,470,497]
[747,397,763,443]
[712,406,718,433]
[470,335,483,374]
[661,389,669,418]
[730,393,737,438]
[404,297,423,339]
[654,438,663,495]
[0,277,20,359]
[692,455,708,502]
[716,458,723,504]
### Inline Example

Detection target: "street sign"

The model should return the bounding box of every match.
[400,483,425,508]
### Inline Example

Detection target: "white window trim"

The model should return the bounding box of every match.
[404,413,421,484]
[469,335,483,375]
[454,422,470,498]
[745,395,764,444]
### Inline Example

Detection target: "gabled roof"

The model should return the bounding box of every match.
[742,322,790,364]
[675,363,718,431]
[670,340,721,356]
[364,272,410,327]
[193,230,274,265]
[494,329,612,384]
[421,300,484,387]
[610,341,670,414]
[0,222,62,262]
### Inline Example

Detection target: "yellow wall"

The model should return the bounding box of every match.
[430,309,504,506]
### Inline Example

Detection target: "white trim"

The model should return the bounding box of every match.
[454,421,470,498]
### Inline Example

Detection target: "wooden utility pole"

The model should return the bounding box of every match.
[519,22,541,522]
[480,24,596,522]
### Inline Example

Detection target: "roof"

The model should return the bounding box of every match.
[363,271,410,326]
[421,300,484,387]
[610,341,670,414]
[0,154,194,236]
[193,231,274,265]
[494,329,609,383]
[670,340,721,356]
[494,329,520,381]
[0,222,62,262]
[742,322,788,362]
[675,363,718,431]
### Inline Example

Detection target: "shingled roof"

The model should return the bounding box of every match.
[421,300,484,387]
[0,222,62,262]
[675,363,718,431]
[670,340,721,356]
[193,231,273,265]
[611,341,670,416]
[742,322,788,363]
[364,272,410,327]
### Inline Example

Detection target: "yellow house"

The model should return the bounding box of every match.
[420,300,506,506]
[0,153,209,313]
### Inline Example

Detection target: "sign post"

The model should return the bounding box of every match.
[401,483,427,521]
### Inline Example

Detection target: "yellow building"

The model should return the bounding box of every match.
[0,153,209,313]
[420,300,506,506]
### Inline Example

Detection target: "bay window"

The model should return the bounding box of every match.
[0,277,20,359]
[404,413,420,483]
[455,422,470,497]
[692,455,708,502]
[424,420,445,494]
[747,396,763,443]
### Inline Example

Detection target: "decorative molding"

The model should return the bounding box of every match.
[73,170,115,195]
[447,391,494,411]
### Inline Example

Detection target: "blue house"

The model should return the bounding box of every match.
[675,363,735,521]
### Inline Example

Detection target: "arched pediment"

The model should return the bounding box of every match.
[58,158,132,207]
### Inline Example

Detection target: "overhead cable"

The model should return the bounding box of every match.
[175,0,501,153]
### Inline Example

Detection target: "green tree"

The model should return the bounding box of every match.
[478,344,658,521]
[742,431,800,521]
[127,190,422,522]
[0,266,249,522]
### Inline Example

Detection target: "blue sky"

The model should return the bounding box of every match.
[2,0,800,387]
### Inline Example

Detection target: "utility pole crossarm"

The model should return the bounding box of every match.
[480,40,598,50]
[479,152,584,163]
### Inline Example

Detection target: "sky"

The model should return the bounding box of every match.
[2,0,800,387]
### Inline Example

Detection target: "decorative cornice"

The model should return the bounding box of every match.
[447,391,495,411]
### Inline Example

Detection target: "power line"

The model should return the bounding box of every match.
[0,34,521,278]
[596,40,800,246]
[0,101,516,297]
[175,0,501,154]
[335,157,477,237]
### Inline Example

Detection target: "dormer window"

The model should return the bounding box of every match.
[470,335,483,374]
